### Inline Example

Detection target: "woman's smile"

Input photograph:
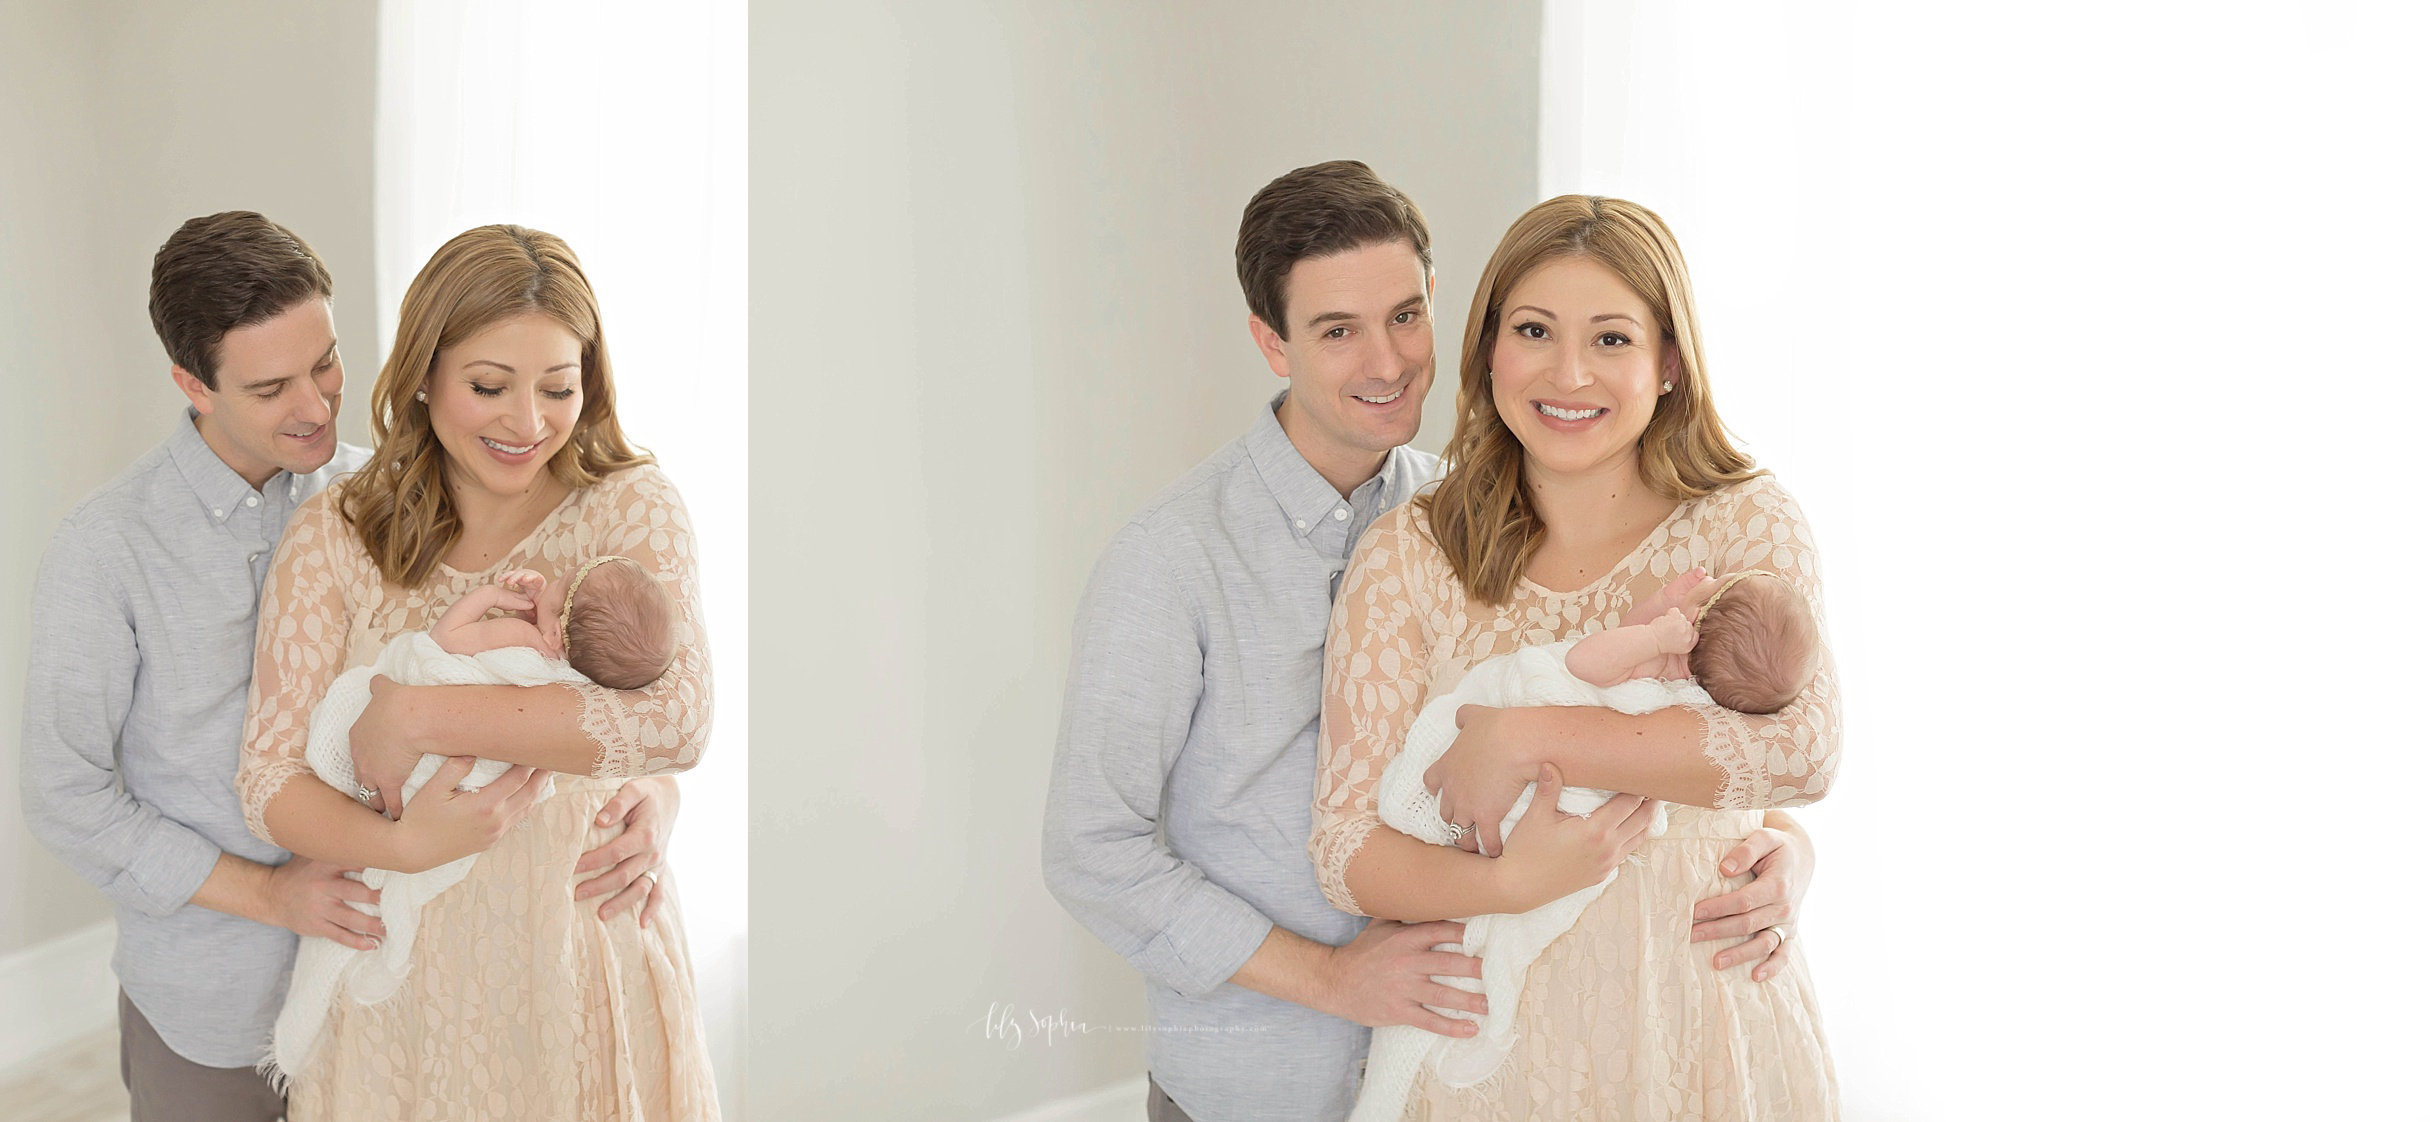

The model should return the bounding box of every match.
[1531,398,1611,428]
[478,435,545,462]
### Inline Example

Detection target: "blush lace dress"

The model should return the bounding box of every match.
[239,465,718,1121]
[1314,475,1841,1121]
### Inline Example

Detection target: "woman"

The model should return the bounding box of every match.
[1315,196,1839,1119]
[238,225,717,1120]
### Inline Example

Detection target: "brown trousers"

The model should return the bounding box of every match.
[1146,1074,1197,1122]
[117,991,284,1122]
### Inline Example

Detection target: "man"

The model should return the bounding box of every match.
[18,212,677,1122]
[1042,162,1814,1121]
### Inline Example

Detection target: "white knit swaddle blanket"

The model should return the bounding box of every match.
[1349,638,1709,1122]
[269,631,583,1081]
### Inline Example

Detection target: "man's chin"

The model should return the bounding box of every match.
[1364,419,1422,452]
[276,447,339,477]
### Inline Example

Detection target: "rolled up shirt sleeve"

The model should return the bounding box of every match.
[18,529,221,917]
[1041,525,1273,997]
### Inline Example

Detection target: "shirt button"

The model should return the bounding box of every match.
[244,495,259,507]
[248,553,260,562]
[1294,519,1306,530]
[1333,507,1348,520]
[211,508,223,518]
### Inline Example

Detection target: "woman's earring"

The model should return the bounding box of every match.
[1661,381,1674,394]
[415,390,428,403]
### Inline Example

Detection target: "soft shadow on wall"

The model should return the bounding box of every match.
[750,1,1538,1119]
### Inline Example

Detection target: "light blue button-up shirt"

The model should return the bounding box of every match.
[19,410,364,1067]
[1044,393,1438,1122]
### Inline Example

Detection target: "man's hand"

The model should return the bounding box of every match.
[1690,823,1813,981]
[391,755,553,873]
[1489,764,1657,912]
[1425,706,1538,857]
[262,856,385,951]
[1318,919,1486,1038]
[576,776,678,926]
[351,675,429,820]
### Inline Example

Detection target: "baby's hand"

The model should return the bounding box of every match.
[496,568,548,598]
[1653,608,1698,655]
[1625,566,1715,628]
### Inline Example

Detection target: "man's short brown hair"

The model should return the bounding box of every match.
[1235,160,1431,340]
[149,211,333,390]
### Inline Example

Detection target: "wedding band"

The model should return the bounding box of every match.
[1765,924,1792,950]
[638,870,659,887]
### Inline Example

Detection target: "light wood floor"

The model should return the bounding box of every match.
[0,1028,129,1122]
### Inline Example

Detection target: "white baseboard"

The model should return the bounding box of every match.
[987,1076,1148,1122]
[0,919,117,1072]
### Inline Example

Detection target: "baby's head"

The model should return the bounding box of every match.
[1689,571,1820,715]
[546,556,679,690]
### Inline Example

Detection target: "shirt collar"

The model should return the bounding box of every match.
[166,407,281,525]
[1248,390,1395,540]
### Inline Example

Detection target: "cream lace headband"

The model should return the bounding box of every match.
[1693,568,1784,627]
[558,555,638,638]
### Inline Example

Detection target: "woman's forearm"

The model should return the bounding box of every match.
[1518,705,1735,807]
[263,779,420,870]
[1341,829,1515,921]
[394,684,606,773]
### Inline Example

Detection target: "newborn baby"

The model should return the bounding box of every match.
[439,555,681,691]
[1351,567,1822,1122]
[269,555,679,1080]
[1565,565,1820,715]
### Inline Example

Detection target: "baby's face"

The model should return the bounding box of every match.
[537,578,571,659]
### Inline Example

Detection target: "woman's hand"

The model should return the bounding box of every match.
[1690,823,1813,981]
[351,675,432,820]
[391,755,554,873]
[1426,705,1541,857]
[1489,764,1657,913]
[575,776,679,926]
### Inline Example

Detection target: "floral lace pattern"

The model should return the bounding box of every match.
[239,465,716,1120]
[1316,475,1841,1119]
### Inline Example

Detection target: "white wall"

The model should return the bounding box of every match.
[1,0,376,962]
[1540,3,2430,1118]
[749,2,1539,1117]
[370,4,750,1112]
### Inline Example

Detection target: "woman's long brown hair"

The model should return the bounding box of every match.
[336,225,653,587]
[1418,196,1761,605]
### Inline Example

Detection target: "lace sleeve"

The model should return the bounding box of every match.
[239,494,358,842]
[1690,477,1842,809]
[563,467,712,778]
[1312,505,1442,915]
